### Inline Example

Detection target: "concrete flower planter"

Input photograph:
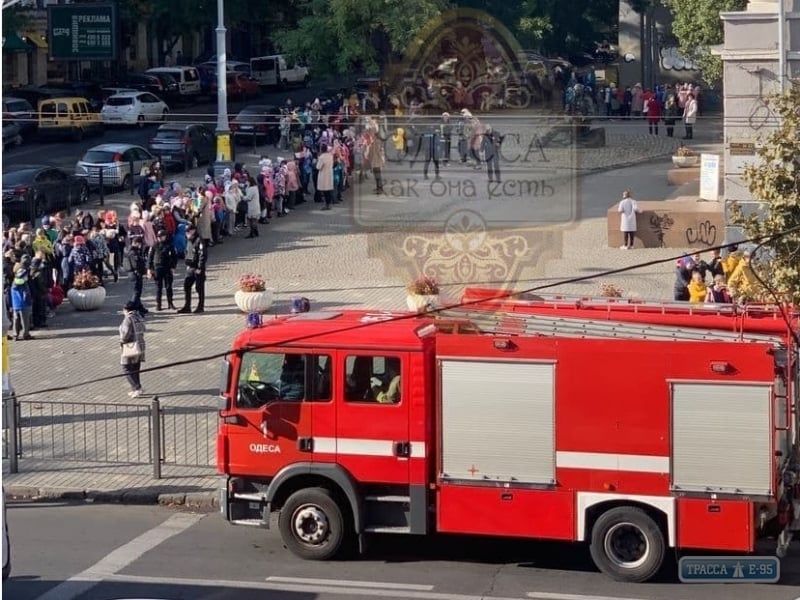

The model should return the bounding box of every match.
[234,289,274,313]
[672,155,698,168]
[67,286,106,311]
[406,294,438,314]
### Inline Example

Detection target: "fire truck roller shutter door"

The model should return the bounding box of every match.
[440,359,555,484]
[670,382,773,496]
[265,462,365,534]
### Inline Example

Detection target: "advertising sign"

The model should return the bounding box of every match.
[700,153,720,201]
[48,4,117,61]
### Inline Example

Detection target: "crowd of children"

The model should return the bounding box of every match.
[673,245,762,305]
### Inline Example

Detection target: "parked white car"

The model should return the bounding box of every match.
[75,143,156,189]
[100,91,169,127]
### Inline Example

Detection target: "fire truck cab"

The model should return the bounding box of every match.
[217,297,800,583]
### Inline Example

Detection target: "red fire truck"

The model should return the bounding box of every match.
[217,292,800,583]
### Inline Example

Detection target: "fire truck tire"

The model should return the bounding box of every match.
[589,506,665,583]
[279,487,348,561]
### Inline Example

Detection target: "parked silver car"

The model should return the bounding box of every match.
[75,143,155,189]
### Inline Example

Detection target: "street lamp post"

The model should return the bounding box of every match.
[778,0,787,92]
[214,0,233,174]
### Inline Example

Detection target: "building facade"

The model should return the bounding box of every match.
[719,0,798,242]
[618,0,703,89]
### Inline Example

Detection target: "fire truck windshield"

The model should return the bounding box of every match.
[237,352,308,408]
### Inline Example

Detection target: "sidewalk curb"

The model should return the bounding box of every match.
[5,485,219,510]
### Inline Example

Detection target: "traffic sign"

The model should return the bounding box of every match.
[48,3,118,61]
[679,556,780,583]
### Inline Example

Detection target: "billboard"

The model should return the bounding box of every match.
[48,3,118,61]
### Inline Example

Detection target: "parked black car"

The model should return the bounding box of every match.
[2,97,37,137]
[229,105,281,145]
[2,121,22,150]
[148,123,216,169]
[119,73,180,105]
[2,165,89,227]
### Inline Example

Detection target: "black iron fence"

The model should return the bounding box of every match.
[2,395,216,478]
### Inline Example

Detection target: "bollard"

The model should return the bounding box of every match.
[4,393,19,474]
[129,158,136,195]
[151,395,162,479]
[98,167,105,206]
[253,131,257,152]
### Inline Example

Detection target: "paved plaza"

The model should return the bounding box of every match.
[2,116,724,502]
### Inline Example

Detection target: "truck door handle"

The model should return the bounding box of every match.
[394,441,411,458]
[297,437,313,452]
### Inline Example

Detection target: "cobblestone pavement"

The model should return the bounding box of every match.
[2,117,723,501]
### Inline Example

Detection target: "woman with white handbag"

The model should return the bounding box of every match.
[119,301,146,398]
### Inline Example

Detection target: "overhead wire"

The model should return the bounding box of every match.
[11,225,800,400]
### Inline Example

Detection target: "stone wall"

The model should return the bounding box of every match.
[606,199,724,249]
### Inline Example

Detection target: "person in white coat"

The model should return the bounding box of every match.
[683,93,698,140]
[618,190,642,249]
[244,176,261,239]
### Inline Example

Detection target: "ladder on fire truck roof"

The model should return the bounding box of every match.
[466,291,794,321]
[437,307,788,346]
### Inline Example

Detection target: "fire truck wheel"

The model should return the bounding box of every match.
[589,506,665,583]
[279,487,347,560]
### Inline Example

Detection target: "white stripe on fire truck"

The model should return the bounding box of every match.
[556,451,669,473]
[313,437,426,458]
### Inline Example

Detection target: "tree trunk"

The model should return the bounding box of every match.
[639,10,646,86]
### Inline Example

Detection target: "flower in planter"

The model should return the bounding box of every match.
[238,273,266,293]
[407,275,440,296]
[675,145,695,157]
[599,282,623,298]
[72,269,101,290]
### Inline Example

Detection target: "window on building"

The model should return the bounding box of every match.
[344,355,401,404]
[236,352,331,408]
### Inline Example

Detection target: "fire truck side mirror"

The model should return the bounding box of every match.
[220,358,232,400]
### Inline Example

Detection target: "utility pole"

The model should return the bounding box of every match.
[214,0,233,174]
[778,0,787,92]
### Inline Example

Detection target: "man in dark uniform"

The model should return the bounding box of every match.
[482,125,503,183]
[147,229,177,311]
[177,225,208,314]
[128,237,148,317]
[412,125,440,180]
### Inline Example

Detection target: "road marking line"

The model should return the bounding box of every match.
[32,512,204,600]
[527,593,667,600]
[106,573,528,600]
[265,575,434,590]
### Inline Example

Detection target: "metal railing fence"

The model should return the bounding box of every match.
[2,395,216,478]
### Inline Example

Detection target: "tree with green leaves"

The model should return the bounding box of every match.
[2,6,30,38]
[457,0,617,53]
[274,0,448,76]
[662,0,748,86]
[730,89,800,305]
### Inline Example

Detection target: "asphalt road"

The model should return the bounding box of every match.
[2,85,327,173]
[5,502,800,600]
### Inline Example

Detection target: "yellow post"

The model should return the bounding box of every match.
[217,132,232,162]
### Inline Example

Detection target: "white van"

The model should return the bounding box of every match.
[250,55,309,89]
[146,67,201,98]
